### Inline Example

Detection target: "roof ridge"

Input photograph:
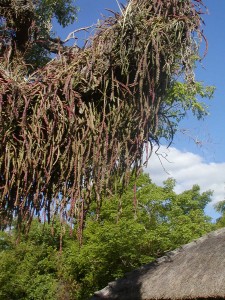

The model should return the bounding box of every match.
[91,227,225,299]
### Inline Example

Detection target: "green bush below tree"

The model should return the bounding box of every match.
[0,174,217,300]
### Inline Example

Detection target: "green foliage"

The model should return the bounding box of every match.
[0,0,78,68]
[214,200,225,214]
[159,81,215,140]
[214,200,225,228]
[26,0,78,68]
[0,221,77,300]
[73,174,213,298]
[167,81,214,119]
[36,0,78,28]
[0,174,214,299]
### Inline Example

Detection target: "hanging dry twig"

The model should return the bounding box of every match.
[0,0,207,234]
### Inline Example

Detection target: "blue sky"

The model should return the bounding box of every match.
[54,1,225,219]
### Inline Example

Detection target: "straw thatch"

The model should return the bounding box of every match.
[90,227,225,299]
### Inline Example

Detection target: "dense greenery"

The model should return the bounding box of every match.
[0,174,216,300]
[214,200,225,228]
[0,0,78,68]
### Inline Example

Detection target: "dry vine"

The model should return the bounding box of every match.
[0,0,207,236]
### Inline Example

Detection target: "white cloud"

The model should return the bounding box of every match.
[144,146,225,219]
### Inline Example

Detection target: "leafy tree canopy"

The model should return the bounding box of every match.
[0,0,214,232]
[0,173,214,299]
[214,200,225,228]
[0,0,78,68]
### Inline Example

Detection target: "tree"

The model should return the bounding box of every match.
[0,0,78,68]
[0,173,214,299]
[214,200,225,228]
[0,220,77,300]
[68,173,214,299]
[0,0,214,231]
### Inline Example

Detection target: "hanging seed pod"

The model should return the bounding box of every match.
[0,0,208,233]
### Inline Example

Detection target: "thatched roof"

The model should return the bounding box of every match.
[90,228,225,299]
